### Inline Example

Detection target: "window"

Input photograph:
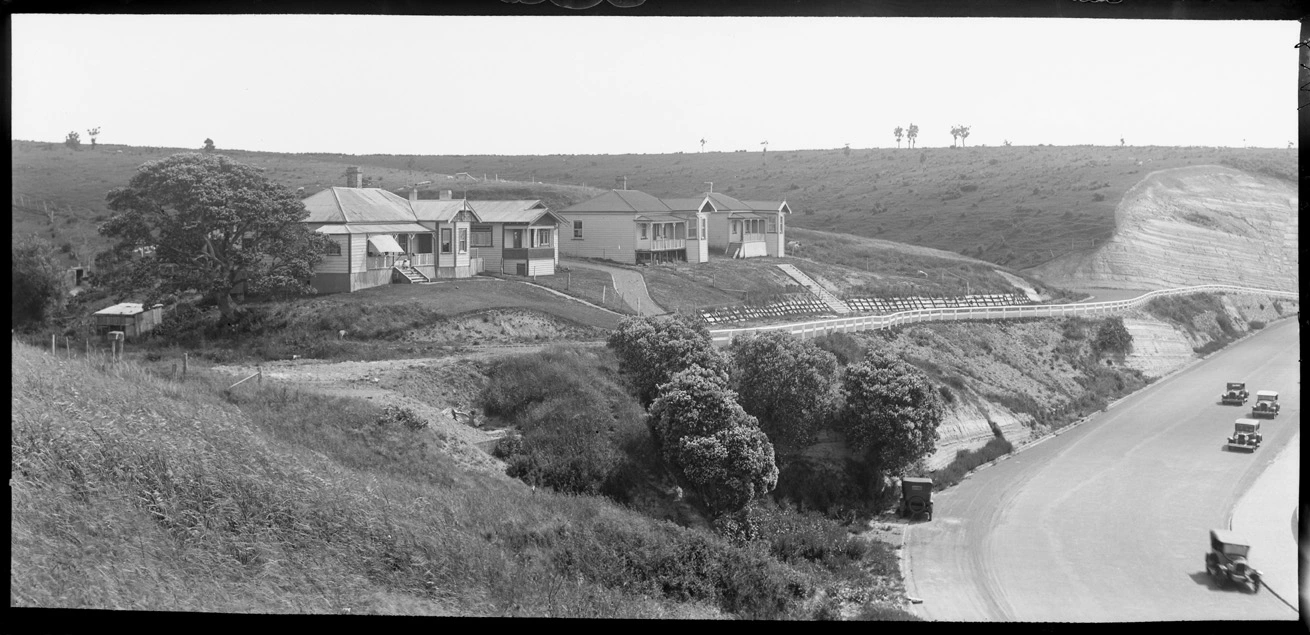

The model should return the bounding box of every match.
[535,228,552,247]
[732,220,740,235]
[471,225,493,247]
[664,223,673,239]
[441,228,452,254]
[701,218,707,239]
[688,218,697,239]
[651,223,660,239]
[573,220,583,239]
[324,240,342,256]
[397,234,410,252]
[417,234,433,254]
[509,228,524,249]
[639,223,648,239]
[675,223,685,240]
[458,229,468,254]
[768,219,777,233]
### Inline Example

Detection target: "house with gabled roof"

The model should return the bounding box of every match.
[412,194,482,279]
[557,190,706,265]
[301,185,436,293]
[465,200,566,276]
[738,199,792,258]
[557,188,791,264]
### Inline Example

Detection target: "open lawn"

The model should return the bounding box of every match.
[513,266,636,315]
[641,255,803,314]
[323,278,622,330]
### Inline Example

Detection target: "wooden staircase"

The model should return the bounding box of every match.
[776,264,851,314]
[394,263,431,284]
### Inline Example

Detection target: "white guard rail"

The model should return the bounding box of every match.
[709,284,1300,345]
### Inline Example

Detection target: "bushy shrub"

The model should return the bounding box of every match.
[11,235,68,329]
[375,405,426,431]
[1248,320,1266,330]
[481,347,652,500]
[811,332,866,366]
[1092,317,1133,356]
[930,436,1013,489]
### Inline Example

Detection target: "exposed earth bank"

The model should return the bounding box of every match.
[1025,165,1298,292]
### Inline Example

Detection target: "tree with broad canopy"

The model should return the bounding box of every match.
[729,331,841,452]
[99,153,333,321]
[607,313,729,407]
[841,352,944,476]
[648,365,778,518]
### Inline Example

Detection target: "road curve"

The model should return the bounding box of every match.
[904,318,1300,622]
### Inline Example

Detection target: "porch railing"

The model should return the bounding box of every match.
[639,238,686,251]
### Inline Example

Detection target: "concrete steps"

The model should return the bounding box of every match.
[776,264,851,314]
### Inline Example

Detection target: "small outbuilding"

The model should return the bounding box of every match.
[93,303,164,339]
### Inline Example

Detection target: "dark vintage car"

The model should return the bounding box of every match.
[1226,418,1262,452]
[1250,390,1280,418]
[899,477,934,521]
[1219,382,1249,405]
[1205,529,1262,593]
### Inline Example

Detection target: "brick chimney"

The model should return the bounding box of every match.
[439,190,453,200]
[409,187,419,203]
[346,166,362,188]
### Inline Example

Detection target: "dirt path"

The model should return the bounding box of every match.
[211,343,604,476]
[564,258,665,316]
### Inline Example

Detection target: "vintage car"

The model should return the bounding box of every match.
[1219,382,1249,405]
[898,477,934,521]
[1250,390,1280,418]
[1205,529,1262,593]
[1226,418,1262,452]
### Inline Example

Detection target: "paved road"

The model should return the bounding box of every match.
[904,318,1300,621]
[562,258,665,316]
[1229,432,1300,615]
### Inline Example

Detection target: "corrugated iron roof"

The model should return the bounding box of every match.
[94,302,149,316]
[635,215,685,223]
[561,190,672,214]
[660,197,709,212]
[412,199,479,223]
[302,187,417,224]
[468,200,548,223]
[704,192,750,211]
[314,222,431,235]
[728,212,767,219]
[740,200,791,213]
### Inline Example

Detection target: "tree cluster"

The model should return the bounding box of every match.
[99,152,333,321]
[1092,316,1133,357]
[950,125,972,148]
[610,315,948,524]
[11,235,68,329]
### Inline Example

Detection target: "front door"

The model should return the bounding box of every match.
[511,229,524,249]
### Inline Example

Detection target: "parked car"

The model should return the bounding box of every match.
[1204,529,1262,593]
[1225,418,1262,452]
[1250,390,1280,418]
[898,477,934,521]
[1219,382,1249,405]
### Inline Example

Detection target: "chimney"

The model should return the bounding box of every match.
[440,190,453,200]
[409,188,419,203]
[346,166,361,188]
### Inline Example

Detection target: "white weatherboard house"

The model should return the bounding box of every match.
[301,168,562,293]
[463,200,567,276]
[557,189,791,264]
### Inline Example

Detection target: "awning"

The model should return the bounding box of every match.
[367,234,405,253]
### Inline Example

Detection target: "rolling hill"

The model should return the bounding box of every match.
[11,139,1294,277]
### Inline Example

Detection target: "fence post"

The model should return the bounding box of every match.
[183,353,188,378]
[65,336,70,358]
[257,365,262,385]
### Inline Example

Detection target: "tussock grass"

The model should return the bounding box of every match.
[14,343,883,618]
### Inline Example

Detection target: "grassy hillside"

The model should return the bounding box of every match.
[12,342,917,618]
[13,139,1293,274]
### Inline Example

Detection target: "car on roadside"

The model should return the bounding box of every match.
[1225,418,1262,452]
[1219,382,1249,405]
[899,477,934,521]
[1204,529,1262,593]
[1250,390,1280,418]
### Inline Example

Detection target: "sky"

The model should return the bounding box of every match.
[11,15,1299,156]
